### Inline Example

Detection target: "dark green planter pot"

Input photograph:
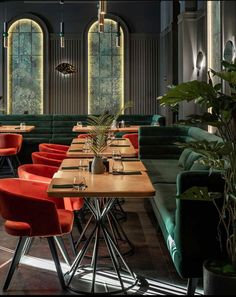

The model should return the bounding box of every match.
[203,259,236,295]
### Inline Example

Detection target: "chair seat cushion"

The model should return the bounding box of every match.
[0,148,17,156]
[4,209,73,237]
[5,220,31,237]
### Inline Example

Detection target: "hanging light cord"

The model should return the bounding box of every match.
[59,0,65,48]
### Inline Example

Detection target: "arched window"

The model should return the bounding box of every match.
[88,18,124,114]
[7,18,44,114]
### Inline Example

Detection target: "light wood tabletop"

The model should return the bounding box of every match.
[0,125,35,133]
[59,157,147,172]
[72,125,140,133]
[47,170,155,198]
[67,138,137,158]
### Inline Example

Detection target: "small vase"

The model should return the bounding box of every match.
[91,155,105,174]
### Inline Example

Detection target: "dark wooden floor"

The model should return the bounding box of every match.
[0,193,203,295]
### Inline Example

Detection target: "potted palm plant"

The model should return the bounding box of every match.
[87,102,133,174]
[158,60,236,294]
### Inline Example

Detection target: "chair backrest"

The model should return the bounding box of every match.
[39,143,68,154]
[0,178,62,236]
[31,151,66,167]
[122,133,139,149]
[18,164,58,181]
[77,134,89,139]
[0,133,23,153]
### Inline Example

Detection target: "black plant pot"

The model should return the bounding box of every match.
[203,259,236,295]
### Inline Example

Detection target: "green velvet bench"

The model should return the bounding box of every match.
[139,125,224,295]
[0,114,165,163]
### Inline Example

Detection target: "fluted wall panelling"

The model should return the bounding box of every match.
[50,36,83,114]
[130,34,159,115]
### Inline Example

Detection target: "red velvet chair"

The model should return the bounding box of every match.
[31,151,66,167]
[39,143,69,155]
[122,133,139,157]
[18,163,85,250]
[0,178,74,291]
[0,133,23,176]
[77,134,89,139]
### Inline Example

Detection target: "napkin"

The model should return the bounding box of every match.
[14,127,21,130]
[121,158,140,162]
[52,184,73,188]
[112,171,142,175]
[110,144,130,147]
[62,166,87,170]
[53,183,87,189]
[69,149,83,152]
[72,141,85,144]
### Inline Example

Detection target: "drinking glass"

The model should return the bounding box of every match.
[77,121,82,128]
[73,175,87,190]
[20,122,26,130]
[112,149,122,160]
[79,159,89,171]
[112,160,124,174]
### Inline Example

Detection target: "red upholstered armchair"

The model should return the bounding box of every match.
[31,151,67,167]
[18,163,85,252]
[39,143,69,154]
[0,178,74,291]
[0,133,23,176]
[122,133,139,157]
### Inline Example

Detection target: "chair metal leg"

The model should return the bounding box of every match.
[6,156,16,177]
[186,278,198,295]
[54,236,71,266]
[47,237,66,290]
[68,232,77,256]
[3,236,28,291]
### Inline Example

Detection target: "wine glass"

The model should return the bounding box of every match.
[73,175,87,190]
[79,159,89,171]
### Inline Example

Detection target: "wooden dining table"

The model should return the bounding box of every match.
[72,125,140,133]
[47,158,155,294]
[0,125,35,133]
[67,137,137,158]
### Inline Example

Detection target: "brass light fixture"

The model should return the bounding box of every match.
[3,2,8,48]
[98,0,107,33]
[99,0,107,14]
[59,0,65,48]
[3,21,8,48]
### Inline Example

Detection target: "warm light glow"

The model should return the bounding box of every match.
[7,19,44,114]
[207,1,221,134]
[88,19,124,114]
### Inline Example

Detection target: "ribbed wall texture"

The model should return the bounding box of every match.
[50,37,84,114]
[49,34,159,115]
[130,34,159,115]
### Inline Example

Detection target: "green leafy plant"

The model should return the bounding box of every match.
[158,60,236,271]
[86,101,134,156]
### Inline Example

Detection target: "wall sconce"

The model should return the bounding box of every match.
[55,63,76,75]
[196,51,204,76]
[223,40,235,63]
